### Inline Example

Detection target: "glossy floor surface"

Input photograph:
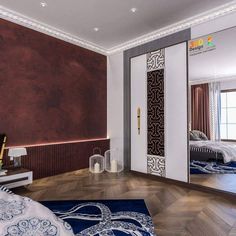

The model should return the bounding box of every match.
[191,174,236,194]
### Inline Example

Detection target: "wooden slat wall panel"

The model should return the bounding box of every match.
[3,140,109,179]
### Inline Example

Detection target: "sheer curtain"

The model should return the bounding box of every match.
[209,82,221,141]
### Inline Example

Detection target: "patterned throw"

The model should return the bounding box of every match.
[42,199,156,236]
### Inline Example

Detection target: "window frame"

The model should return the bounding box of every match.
[220,89,236,142]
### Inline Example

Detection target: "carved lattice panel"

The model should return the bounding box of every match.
[147,49,165,72]
[147,155,165,177]
[147,69,165,157]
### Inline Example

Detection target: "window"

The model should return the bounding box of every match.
[220,90,236,140]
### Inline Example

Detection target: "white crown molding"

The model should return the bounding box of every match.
[0,5,108,55]
[1,2,236,56]
[107,1,236,55]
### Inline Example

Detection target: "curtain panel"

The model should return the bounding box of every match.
[209,82,221,141]
[191,83,211,139]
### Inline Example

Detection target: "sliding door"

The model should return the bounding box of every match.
[131,55,147,173]
[165,43,188,182]
[130,42,188,182]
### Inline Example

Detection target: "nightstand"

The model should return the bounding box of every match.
[0,168,33,189]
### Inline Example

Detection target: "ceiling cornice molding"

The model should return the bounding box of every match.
[107,1,236,55]
[0,5,108,55]
[1,2,236,56]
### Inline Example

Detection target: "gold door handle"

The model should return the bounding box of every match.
[137,107,141,135]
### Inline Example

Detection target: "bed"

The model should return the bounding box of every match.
[189,130,236,163]
[190,141,224,162]
[190,140,236,163]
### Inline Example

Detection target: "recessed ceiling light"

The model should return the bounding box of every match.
[93,27,99,32]
[40,2,47,7]
[130,7,137,13]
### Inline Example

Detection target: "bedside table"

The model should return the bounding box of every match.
[0,168,33,189]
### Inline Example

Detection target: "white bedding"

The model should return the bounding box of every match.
[0,189,75,236]
[190,140,236,163]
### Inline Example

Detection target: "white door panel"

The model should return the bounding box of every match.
[165,42,188,182]
[131,55,147,173]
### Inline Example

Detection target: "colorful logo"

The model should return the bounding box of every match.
[189,35,215,53]
[207,36,214,47]
[189,38,204,51]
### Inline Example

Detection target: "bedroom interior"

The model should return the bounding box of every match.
[1,0,236,235]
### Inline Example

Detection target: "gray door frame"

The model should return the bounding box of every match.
[123,29,191,170]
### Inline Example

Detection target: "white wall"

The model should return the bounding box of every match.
[107,52,124,160]
[190,11,236,84]
[191,12,236,39]
[189,26,236,83]
[221,79,236,90]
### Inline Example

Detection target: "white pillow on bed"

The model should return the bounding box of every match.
[0,189,74,236]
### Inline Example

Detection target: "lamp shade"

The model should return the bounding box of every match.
[8,147,27,157]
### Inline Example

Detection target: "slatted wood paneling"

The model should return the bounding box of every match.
[3,139,109,179]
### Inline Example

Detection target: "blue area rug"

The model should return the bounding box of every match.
[41,199,155,236]
[190,160,236,174]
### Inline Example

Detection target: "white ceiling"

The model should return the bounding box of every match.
[0,0,234,51]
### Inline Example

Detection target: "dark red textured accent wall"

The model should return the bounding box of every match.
[0,19,107,146]
[3,139,110,179]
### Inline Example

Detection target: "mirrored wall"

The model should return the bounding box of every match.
[188,26,236,193]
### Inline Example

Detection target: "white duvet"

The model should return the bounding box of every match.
[0,189,75,236]
[190,140,236,163]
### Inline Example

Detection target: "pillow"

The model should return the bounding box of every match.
[198,131,208,140]
[190,130,208,141]
[189,132,201,141]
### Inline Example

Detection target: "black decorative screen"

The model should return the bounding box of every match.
[147,69,165,157]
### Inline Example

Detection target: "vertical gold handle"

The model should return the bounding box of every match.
[137,107,141,135]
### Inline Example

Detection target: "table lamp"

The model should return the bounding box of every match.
[8,147,27,168]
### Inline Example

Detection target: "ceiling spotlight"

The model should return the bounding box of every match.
[130,7,137,13]
[40,2,47,7]
[93,27,99,32]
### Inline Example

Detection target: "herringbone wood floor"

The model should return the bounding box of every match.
[14,169,236,236]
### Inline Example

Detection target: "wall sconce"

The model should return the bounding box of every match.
[8,147,27,168]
